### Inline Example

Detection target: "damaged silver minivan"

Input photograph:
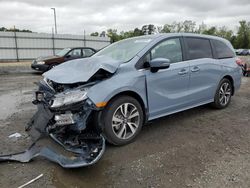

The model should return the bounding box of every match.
[0,33,242,168]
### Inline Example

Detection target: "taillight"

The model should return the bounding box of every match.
[236,58,243,66]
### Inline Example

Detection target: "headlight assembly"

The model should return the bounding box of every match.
[37,61,45,65]
[50,89,88,108]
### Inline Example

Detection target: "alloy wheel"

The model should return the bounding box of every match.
[219,82,231,106]
[111,103,140,139]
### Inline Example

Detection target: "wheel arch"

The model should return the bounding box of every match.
[222,75,235,95]
[106,90,148,123]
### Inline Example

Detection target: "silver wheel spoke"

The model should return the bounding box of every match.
[112,116,123,123]
[117,125,126,138]
[120,103,128,117]
[124,103,129,117]
[224,96,228,104]
[118,106,125,117]
[112,123,122,129]
[127,122,138,134]
[128,111,139,120]
[219,97,223,103]
[222,96,225,105]
[220,87,224,94]
[224,83,229,91]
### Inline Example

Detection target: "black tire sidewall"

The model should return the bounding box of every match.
[213,78,232,109]
[102,96,144,146]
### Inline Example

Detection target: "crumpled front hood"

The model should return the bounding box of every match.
[43,56,122,84]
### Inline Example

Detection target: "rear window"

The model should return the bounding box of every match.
[186,38,213,60]
[212,40,235,59]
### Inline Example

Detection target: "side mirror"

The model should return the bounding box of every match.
[65,54,71,58]
[149,58,171,73]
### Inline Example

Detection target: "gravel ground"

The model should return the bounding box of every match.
[0,73,249,188]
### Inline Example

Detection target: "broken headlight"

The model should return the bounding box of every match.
[50,89,88,108]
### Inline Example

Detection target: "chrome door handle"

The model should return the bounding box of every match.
[191,66,200,72]
[178,69,189,75]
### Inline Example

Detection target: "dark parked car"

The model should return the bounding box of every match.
[235,49,243,55]
[237,49,249,56]
[31,47,96,72]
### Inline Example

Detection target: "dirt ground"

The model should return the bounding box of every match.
[0,72,249,188]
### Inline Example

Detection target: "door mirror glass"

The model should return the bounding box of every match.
[149,58,170,72]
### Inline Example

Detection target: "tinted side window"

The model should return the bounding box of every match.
[83,48,95,57]
[212,40,234,59]
[151,38,183,63]
[186,38,213,60]
[68,49,81,57]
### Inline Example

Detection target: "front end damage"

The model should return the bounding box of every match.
[0,56,122,168]
[0,79,106,168]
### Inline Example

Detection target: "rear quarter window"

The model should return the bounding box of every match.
[212,40,235,59]
[83,48,95,57]
[185,37,213,60]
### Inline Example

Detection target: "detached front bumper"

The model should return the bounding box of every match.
[0,137,105,168]
[0,100,106,168]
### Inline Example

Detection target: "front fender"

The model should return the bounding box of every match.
[104,86,147,106]
[87,73,148,110]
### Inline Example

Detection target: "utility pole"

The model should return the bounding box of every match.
[13,25,19,62]
[83,29,86,47]
[51,8,57,34]
[52,27,55,55]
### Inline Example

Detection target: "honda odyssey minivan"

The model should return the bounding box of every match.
[5,33,241,167]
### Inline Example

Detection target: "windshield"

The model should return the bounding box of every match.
[93,37,152,62]
[56,48,71,57]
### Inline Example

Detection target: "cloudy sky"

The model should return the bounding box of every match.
[0,0,250,35]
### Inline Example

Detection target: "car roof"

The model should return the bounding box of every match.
[71,47,96,50]
[133,33,229,43]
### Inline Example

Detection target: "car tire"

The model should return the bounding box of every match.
[101,95,144,146]
[211,78,232,109]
